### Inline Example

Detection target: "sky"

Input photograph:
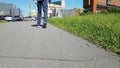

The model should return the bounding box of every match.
[0,0,83,16]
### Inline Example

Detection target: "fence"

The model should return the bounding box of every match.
[61,9,80,17]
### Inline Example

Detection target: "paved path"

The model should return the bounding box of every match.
[0,21,120,68]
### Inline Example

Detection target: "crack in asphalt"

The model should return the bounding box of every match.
[0,56,95,62]
[0,55,119,63]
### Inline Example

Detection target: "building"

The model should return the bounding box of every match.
[48,0,65,17]
[0,2,22,16]
[49,0,65,9]
[83,0,120,13]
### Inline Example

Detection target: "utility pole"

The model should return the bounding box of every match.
[28,0,31,17]
[12,0,15,21]
[92,0,97,13]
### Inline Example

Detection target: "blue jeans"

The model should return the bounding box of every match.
[37,0,48,26]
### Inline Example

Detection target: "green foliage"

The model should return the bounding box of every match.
[0,20,7,23]
[108,8,120,13]
[101,8,120,13]
[80,12,93,16]
[48,14,120,54]
[101,9,109,14]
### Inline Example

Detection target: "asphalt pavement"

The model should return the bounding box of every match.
[0,21,120,68]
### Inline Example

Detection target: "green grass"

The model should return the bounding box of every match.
[48,13,120,55]
[0,20,7,23]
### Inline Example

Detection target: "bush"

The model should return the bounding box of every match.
[49,13,120,54]
[101,9,109,14]
[80,12,92,16]
[101,8,120,13]
[108,8,120,13]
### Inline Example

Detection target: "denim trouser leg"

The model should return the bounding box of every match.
[42,0,48,23]
[37,3,42,26]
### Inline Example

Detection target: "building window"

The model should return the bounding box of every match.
[106,0,112,4]
[108,0,112,2]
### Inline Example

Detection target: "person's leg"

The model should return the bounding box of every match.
[42,0,48,28]
[37,1,42,26]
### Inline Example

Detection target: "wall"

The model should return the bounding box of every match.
[97,0,106,6]
[97,0,120,6]
[110,0,120,6]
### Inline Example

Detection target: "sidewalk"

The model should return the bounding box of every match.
[0,21,120,68]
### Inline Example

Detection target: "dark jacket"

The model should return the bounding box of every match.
[33,0,51,3]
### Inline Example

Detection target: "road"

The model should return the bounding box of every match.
[0,21,120,68]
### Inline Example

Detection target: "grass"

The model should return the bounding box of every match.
[0,20,7,23]
[48,13,120,55]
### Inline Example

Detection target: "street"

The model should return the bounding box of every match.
[0,21,120,68]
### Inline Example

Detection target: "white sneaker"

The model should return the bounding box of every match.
[37,26,42,28]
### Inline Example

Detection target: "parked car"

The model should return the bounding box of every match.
[24,16,36,21]
[5,16,13,21]
[5,16,16,21]
[14,16,23,21]
[0,16,5,20]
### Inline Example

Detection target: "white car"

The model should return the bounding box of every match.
[5,17,12,21]
[5,16,15,21]
[24,17,36,21]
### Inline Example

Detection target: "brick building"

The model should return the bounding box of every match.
[83,0,120,13]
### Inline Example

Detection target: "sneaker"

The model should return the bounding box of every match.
[37,26,42,28]
[42,23,47,28]
[31,24,37,27]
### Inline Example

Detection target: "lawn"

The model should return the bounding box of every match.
[48,13,120,54]
[0,20,7,23]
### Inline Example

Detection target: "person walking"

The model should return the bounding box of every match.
[33,0,51,28]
